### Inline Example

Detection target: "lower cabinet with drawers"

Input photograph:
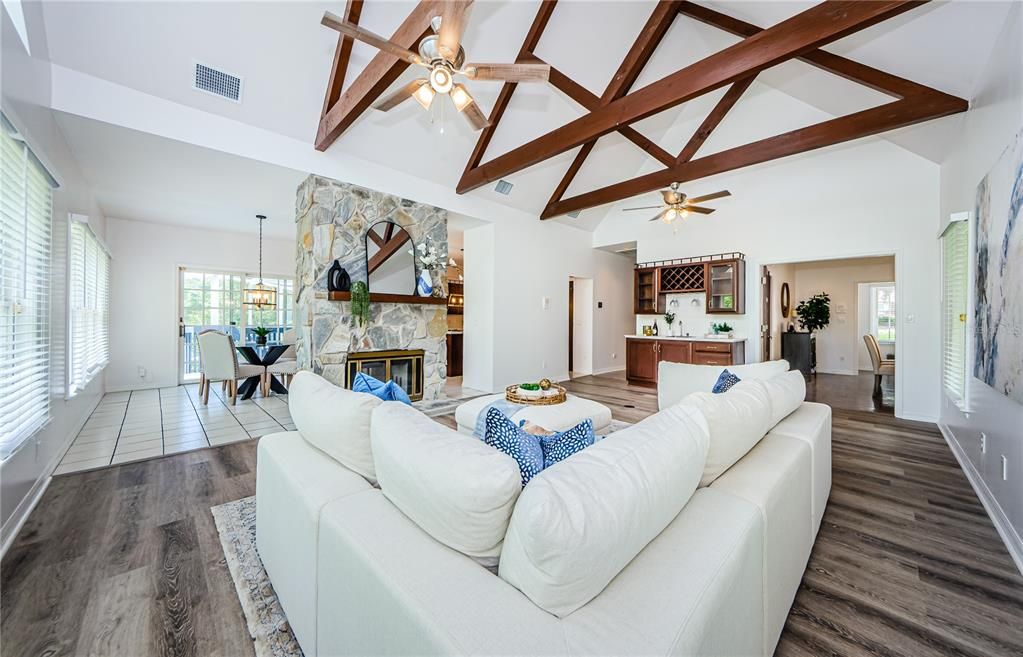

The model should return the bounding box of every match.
[626,337,746,386]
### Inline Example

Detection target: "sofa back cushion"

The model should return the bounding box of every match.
[658,359,790,410]
[371,402,522,563]
[678,380,773,486]
[759,370,807,427]
[498,404,710,618]
[289,371,382,482]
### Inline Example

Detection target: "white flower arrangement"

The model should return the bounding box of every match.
[408,239,447,271]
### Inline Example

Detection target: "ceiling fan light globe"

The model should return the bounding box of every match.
[429,66,453,94]
[663,208,677,223]
[412,82,436,109]
[450,83,474,112]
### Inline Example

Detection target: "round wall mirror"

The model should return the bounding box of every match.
[780,282,791,318]
[365,221,416,296]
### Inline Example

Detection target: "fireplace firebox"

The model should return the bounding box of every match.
[345,349,425,401]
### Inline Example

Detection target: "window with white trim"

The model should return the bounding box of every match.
[67,217,110,397]
[1,114,56,459]
[870,284,897,343]
[942,219,969,402]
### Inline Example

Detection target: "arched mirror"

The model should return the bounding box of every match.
[366,221,416,296]
[780,282,791,318]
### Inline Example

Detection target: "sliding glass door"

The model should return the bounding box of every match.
[178,268,292,382]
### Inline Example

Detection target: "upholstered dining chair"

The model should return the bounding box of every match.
[863,334,895,397]
[197,329,265,405]
[264,328,297,395]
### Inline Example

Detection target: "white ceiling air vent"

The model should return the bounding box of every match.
[193,62,243,102]
[567,210,580,218]
[494,180,514,195]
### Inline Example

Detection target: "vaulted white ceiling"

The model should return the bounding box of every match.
[34,1,1013,232]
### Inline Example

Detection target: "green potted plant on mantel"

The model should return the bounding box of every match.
[795,292,831,373]
[252,326,271,346]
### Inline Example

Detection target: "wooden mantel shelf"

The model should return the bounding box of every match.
[327,291,447,305]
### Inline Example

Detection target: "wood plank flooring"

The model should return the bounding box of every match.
[2,372,1020,657]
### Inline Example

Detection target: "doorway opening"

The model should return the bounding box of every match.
[762,256,896,414]
[569,277,594,377]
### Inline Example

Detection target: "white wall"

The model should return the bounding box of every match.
[937,3,1023,572]
[1,3,108,547]
[596,137,941,422]
[104,218,294,391]
[464,219,634,392]
[790,257,895,376]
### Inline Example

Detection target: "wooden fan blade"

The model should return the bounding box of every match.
[648,210,668,222]
[464,62,550,82]
[623,205,664,211]
[687,190,731,204]
[458,97,490,131]
[438,0,471,61]
[661,189,680,205]
[322,12,422,65]
[373,80,427,112]
[685,206,715,215]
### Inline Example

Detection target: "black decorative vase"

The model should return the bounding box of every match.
[327,260,351,292]
[257,335,267,345]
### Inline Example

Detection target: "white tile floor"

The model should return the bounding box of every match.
[55,383,295,475]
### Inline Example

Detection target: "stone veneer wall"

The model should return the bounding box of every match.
[294,175,449,400]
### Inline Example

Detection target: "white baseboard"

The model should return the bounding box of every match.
[938,422,1023,576]
[0,394,101,558]
[105,380,178,393]
[897,411,939,423]
[593,366,626,375]
[815,368,859,376]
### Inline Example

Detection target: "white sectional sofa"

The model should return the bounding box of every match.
[257,364,831,657]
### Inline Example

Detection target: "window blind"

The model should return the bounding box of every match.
[67,219,110,397]
[1,116,55,459]
[942,220,969,402]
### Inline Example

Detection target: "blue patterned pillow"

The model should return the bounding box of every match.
[484,407,545,486]
[352,372,412,404]
[540,419,595,468]
[712,369,741,394]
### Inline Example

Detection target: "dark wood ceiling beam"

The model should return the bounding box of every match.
[320,0,365,118]
[316,1,439,151]
[541,91,966,219]
[456,0,927,192]
[543,1,682,210]
[677,1,939,99]
[460,0,558,178]
[675,75,755,164]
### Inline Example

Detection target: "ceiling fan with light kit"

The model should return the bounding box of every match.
[321,1,550,131]
[623,183,731,224]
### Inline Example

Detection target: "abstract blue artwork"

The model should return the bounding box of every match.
[974,128,1023,404]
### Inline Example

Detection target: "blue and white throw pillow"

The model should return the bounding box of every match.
[351,372,413,405]
[484,407,545,486]
[540,419,595,468]
[712,369,741,394]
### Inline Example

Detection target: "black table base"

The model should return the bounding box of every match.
[236,344,291,400]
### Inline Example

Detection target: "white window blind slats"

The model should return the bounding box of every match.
[1,116,54,459]
[942,220,969,402]
[67,220,110,397]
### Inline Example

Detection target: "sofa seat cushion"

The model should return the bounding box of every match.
[766,402,832,534]
[710,434,813,655]
[658,359,790,409]
[255,432,372,657]
[289,371,382,482]
[371,402,522,562]
[499,403,710,617]
[455,393,613,436]
[678,379,773,486]
[564,489,764,657]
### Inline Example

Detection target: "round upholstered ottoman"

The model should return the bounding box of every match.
[455,393,613,436]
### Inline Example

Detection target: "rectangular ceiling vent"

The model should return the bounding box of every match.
[494,180,514,195]
[193,62,243,102]
[567,210,581,218]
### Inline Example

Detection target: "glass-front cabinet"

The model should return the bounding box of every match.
[634,267,657,314]
[706,259,745,314]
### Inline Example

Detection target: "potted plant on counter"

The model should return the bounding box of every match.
[711,322,734,338]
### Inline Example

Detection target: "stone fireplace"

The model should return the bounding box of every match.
[294,175,448,400]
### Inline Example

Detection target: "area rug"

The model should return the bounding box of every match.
[211,496,304,657]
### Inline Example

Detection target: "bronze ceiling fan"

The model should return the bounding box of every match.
[322,1,550,131]
[623,184,731,223]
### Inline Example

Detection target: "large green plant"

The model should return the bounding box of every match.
[350,281,370,327]
[795,292,831,333]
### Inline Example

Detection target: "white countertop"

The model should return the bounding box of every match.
[626,334,747,343]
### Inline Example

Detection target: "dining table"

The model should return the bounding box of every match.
[235,341,291,400]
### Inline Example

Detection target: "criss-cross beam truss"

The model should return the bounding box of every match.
[451,0,967,219]
[315,1,968,219]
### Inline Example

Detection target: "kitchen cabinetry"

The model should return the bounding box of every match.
[626,338,746,386]
[446,332,463,377]
[706,259,745,314]
[632,254,746,316]
[634,268,657,314]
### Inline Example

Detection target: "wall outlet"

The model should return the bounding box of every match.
[541,296,551,310]
[138,366,147,379]
[611,352,616,359]
[980,432,987,453]
[541,360,547,369]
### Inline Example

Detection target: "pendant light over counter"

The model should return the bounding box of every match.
[243,214,277,309]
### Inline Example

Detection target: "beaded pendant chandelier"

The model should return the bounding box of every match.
[243,214,277,309]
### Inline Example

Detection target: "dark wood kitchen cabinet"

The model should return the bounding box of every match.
[626,338,659,384]
[446,332,463,377]
[626,338,746,386]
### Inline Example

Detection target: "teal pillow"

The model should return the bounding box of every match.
[352,372,412,405]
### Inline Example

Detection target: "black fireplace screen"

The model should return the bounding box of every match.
[345,349,425,401]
